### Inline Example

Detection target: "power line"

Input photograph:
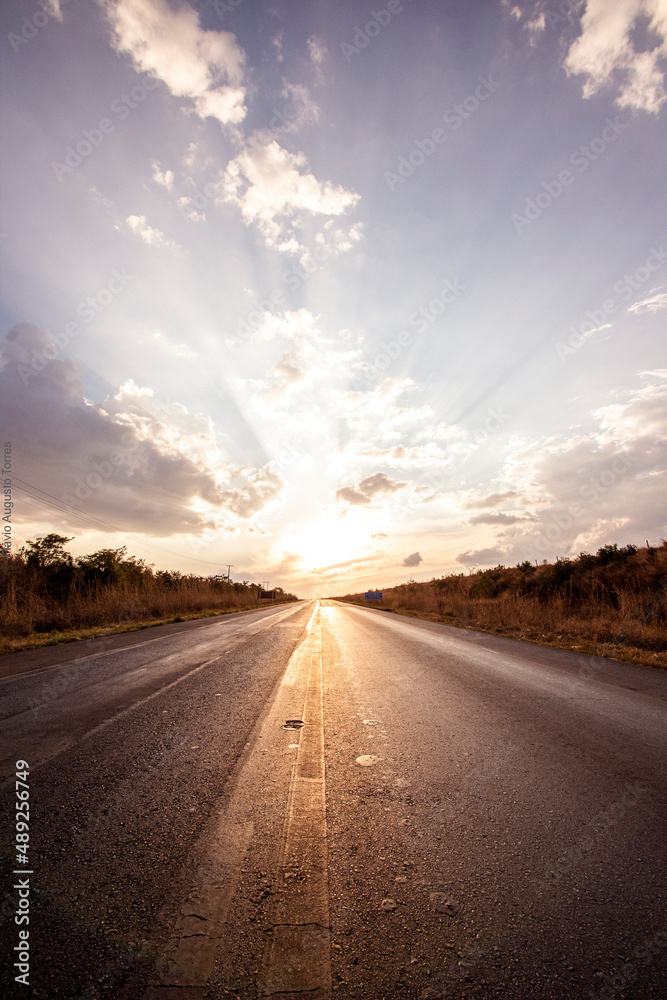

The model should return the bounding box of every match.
[9,475,226,569]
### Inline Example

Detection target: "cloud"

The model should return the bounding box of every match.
[563,0,667,113]
[281,82,320,128]
[502,2,523,20]
[0,324,282,534]
[41,0,63,21]
[152,161,174,189]
[307,35,327,84]
[461,490,519,509]
[143,329,197,358]
[125,214,182,251]
[526,11,546,43]
[271,352,305,387]
[105,0,247,125]
[233,308,324,349]
[468,512,530,525]
[627,290,667,313]
[592,368,667,443]
[336,472,407,507]
[453,370,667,565]
[402,551,423,567]
[456,547,508,568]
[344,377,433,445]
[272,30,284,62]
[220,139,359,249]
[217,466,284,518]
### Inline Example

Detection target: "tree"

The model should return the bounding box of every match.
[75,547,150,589]
[23,534,73,569]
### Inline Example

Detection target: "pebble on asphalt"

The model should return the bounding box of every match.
[430,892,458,915]
[356,755,380,766]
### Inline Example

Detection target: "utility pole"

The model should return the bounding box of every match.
[225,564,233,582]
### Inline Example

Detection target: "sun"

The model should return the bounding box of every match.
[289,519,369,569]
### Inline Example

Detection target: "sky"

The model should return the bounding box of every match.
[0,0,666,598]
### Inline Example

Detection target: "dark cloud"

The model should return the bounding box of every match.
[462,490,518,510]
[335,471,407,506]
[402,551,422,567]
[0,324,282,535]
[468,512,534,525]
[456,547,507,567]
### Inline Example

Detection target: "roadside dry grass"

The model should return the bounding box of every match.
[0,539,298,655]
[333,542,667,670]
[0,601,294,655]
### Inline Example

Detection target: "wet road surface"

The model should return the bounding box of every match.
[1,599,666,999]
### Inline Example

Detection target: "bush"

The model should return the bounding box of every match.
[332,541,667,661]
[0,537,299,643]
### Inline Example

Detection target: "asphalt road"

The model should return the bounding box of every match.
[1,599,666,1000]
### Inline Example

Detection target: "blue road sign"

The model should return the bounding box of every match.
[364,591,383,600]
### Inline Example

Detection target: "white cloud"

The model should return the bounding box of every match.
[41,0,63,21]
[143,330,197,359]
[270,352,305,386]
[152,161,174,189]
[105,0,247,125]
[307,35,327,84]
[526,11,546,42]
[272,30,284,62]
[627,290,667,313]
[453,371,667,565]
[220,139,359,249]
[125,214,182,251]
[232,308,325,350]
[592,368,667,443]
[281,82,320,129]
[563,0,667,113]
[176,196,206,224]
